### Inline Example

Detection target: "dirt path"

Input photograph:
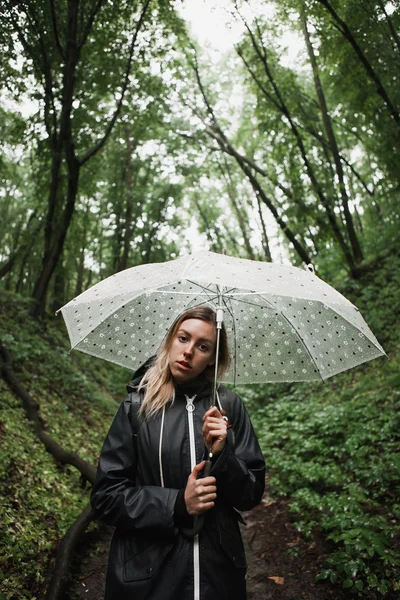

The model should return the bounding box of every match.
[242,495,349,600]
[67,491,352,600]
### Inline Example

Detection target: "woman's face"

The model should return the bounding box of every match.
[169,318,216,383]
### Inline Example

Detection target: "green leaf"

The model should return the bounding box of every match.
[355,580,364,591]
[315,569,331,581]
[329,572,338,584]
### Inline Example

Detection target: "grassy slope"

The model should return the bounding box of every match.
[0,293,129,599]
[0,252,399,598]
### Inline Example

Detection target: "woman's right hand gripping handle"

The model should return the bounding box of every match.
[184,460,216,516]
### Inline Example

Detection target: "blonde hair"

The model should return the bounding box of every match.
[138,306,230,419]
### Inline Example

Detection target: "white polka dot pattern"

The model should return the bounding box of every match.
[59,251,385,383]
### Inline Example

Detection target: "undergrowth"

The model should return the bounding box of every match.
[243,254,400,597]
[0,292,129,599]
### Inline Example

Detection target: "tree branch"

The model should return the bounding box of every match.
[50,0,66,59]
[10,0,58,137]
[235,8,356,271]
[216,154,256,260]
[78,0,152,166]
[78,0,106,49]
[376,0,400,55]
[205,126,293,199]
[235,43,282,112]
[317,0,400,127]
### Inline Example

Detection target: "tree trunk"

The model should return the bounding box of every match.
[307,226,319,254]
[0,255,17,280]
[117,126,135,272]
[32,157,80,317]
[51,259,66,314]
[0,215,42,282]
[192,194,237,253]
[31,0,81,316]
[75,248,85,298]
[256,196,272,262]
[142,190,169,264]
[301,7,363,264]
[74,201,91,297]
[191,53,312,265]
[31,0,151,315]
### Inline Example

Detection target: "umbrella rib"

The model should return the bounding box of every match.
[227,296,276,311]
[152,291,209,296]
[223,286,237,295]
[183,280,224,309]
[185,296,219,310]
[185,280,217,295]
[222,294,237,387]
[253,293,279,310]
[185,280,239,300]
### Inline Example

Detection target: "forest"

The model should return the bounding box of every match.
[0,0,399,598]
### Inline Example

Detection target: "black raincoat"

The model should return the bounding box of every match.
[90,379,265,600]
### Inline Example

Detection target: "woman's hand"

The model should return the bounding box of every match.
[184,461,217,516]
[202,406,227,455]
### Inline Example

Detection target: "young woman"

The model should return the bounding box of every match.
[90,306,265,600]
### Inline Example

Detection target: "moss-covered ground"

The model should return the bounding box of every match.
[0,292,128,599]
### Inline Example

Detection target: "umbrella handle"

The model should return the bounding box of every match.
[180,459,212,538]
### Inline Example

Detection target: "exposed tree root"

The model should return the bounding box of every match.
[0,344,99,599]
[45,504,96,600]
[0,344,96,483]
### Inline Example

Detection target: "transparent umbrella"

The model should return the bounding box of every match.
[58,250,385,398]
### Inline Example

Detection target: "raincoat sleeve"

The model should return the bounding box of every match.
[90,396,179,536]
[210,389,265,511]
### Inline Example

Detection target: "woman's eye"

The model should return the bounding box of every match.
[178,335,187,342]
[199,344,208,352]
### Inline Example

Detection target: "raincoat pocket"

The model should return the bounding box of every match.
[123,535,173,582]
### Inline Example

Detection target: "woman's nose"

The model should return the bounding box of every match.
[184,346,193,358]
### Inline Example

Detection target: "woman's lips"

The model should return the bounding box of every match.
[177,361,192,371]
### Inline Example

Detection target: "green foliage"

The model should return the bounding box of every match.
[243,254,400,596]
[0,382,88,599]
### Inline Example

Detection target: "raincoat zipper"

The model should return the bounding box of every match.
[185,394,200,600]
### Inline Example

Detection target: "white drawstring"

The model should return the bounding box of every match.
[159,405,166,487]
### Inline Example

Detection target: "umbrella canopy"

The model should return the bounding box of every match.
[58,250,385,384]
